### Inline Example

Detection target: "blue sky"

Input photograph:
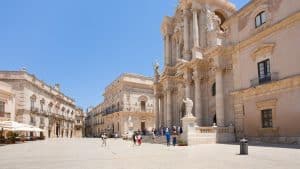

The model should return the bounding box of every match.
[0,0,248,110]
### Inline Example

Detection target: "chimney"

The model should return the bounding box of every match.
[54,84,60,91]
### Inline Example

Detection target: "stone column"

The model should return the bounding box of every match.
[215,57,225,126]
[184,70,192,99]
[200,8,206,48]
[164,93,167,126]
[166,89,172,127]
[193,9,200,50]
[165,34,171,66]
[193,69,202,126]
[154,95,160,129]
[159,96,164,127]
[176,41,180,59]
[183,9,191,61]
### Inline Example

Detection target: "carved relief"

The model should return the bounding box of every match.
[251,43,275,61]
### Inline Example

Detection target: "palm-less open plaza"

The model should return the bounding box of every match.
[1,138,300,169]
[1,0,300,168]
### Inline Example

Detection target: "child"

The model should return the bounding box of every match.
[137,133,142,146]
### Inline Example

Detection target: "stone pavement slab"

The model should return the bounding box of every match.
[0,138,299,169]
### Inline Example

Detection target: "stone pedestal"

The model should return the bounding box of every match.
[127,127,134,138]
[181,115,197,145]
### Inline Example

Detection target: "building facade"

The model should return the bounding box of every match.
[0,70,84,138]
[0,81,15,122]
[87,73,155,137]
[155,0,300,144]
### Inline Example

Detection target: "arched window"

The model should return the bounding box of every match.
[40,99,45,112]
[212,83,216,96]
[215,11,226,31]
[30,95,36,110]
[255,11,267,28]
[138,95,148,112]
[141,101,146,112]
[0,101,5,113]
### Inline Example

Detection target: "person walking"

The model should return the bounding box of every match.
[165,129,171,146]
[172,129,178,146]
[152,129,156,143]
[137,133,142,146]
[132,132,136,146]
[101,133,107,147]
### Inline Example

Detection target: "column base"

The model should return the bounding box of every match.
[192,47,203,60]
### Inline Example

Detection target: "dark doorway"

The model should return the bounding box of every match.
[141,101,146,112]
[141,122,146,134]
[181,103,186,118]
[56,124,60,137]
[213,114,217,125]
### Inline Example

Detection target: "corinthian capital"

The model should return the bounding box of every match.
[161,16,174,36]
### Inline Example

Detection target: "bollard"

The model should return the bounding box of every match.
[240,138,248,155]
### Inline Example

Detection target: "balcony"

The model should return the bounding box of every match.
[30,121,36,126]
[250,72,279,87]
[0,112,11,120]
[30,107,39,113]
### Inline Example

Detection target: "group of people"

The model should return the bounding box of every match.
[101,126,183,147]
[164,126,182,146]
[151,126,183,146]
[132,131,143,146]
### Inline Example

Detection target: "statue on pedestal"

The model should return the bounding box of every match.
[128,116,133,129]
[153,61,160,82]
[183,98,194,117]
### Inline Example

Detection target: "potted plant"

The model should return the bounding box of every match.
[0,129,5,144]
[6,131,18,144]
[177,139,188,146]
[20,135,26,142]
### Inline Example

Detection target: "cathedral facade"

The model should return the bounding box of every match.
[154,0,300,143]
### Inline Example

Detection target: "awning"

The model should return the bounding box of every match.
[0,121,44,132]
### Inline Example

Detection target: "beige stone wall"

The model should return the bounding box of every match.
[0,71,79,138]
[238,83,300,138]
[0,81,15,122]
[88,73,155,137]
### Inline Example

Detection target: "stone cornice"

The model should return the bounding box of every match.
[0,71,75,105]
[256,99,278,110]
[236,12,300,50]
[223,0,262,26]
[161,16,174,36]
[251,43,275,61]
[231,75,300,100]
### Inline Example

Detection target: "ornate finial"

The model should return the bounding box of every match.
[153,60,160,82]
[20,67,27,72]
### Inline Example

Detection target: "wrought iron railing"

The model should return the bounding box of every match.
[250,72,279,87]
[0,112,11,118]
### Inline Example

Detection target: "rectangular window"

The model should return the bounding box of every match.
[258,59,271,84]
[0,101,5,113]
[255,11,267,28]
[141,101,146,112]
[31,100,35,110]
[261,109,273,128]
[261,12,267,24]
[40,117,44,124]
[255,15,261,27]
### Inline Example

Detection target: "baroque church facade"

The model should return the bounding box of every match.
[154,0,300,143]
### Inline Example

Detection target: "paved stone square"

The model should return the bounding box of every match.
[0,138,300,169]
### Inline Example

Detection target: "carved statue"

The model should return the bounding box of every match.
[183,98,194,117]
[128,116,133,128]
[207,9,221,32]
[153,61,160,82]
